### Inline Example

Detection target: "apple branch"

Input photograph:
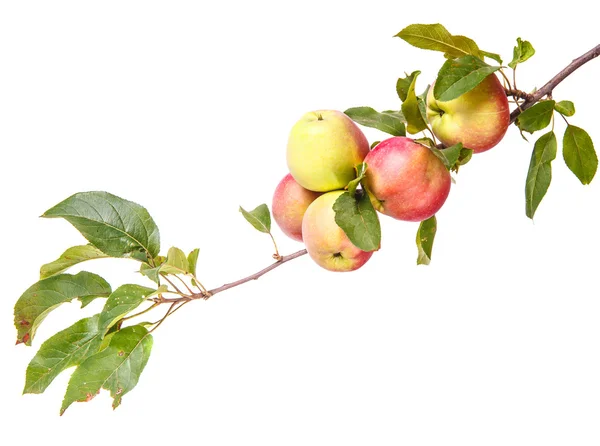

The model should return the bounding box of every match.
[509,43,600,124]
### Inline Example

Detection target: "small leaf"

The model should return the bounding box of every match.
[333,191,381,252]
[140,264,161,284]
[417,85,430,123]
[24,314,105,394]
[188,248,200,283]
[415,139,465,171]
[516,100,556,134]
[481,50,503,65]
[60,325,153,414]
[40,245,108,279]
[416,216,437,265]
[346,163,368,197]
[433,56,502,102]
[99,284,156,330]
[239,204,271,233]
[525,131,557,219]
[400,71,428,134]
[14,272,112,345]
[344,107,406,136]
[457,148,473,166]
[160,247,190,275]
[42,192,160,261]
[554,100,575,117]
[563,125,598,185]
[395,23,482,59]
[370,141,381,149]
[508,38,535,70]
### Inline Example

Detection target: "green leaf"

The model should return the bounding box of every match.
[346,163,368,197]
[344,107,406,136]
[516,100,555,134]
[140,263,161,284]
[417,84,430,123]
[14,272,112,346]
[187,249,200,276]
[60,325,153,414]
[239,204,271,233]
[416,216,437,265]
[554,100,575,117]
[160,247,190,275]
[333,191,381,252]
[433,56,502,102]
[24,314,105,394]
[370,141,381,149]
[395,23,482,59]
[525,131,557,219]
[42,192,160,261]
[563,125,598,185]
[457,148,474,166]
[415,139,467,171]
[40,245,108,279]
[400,71,428,134]
[99,284,156,330]
[481,50,503,65]
[508,38,535,70]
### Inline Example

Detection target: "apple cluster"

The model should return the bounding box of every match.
[273,75,510,272]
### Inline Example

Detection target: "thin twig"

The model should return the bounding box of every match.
[161,275,186,295]
[510,44,600,124]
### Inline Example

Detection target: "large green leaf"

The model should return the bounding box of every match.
[99,284,155,330]
[40,245,108,279]
[416,216,437,265]
[395,23,482,59]
[516,100,555,134]
[239,204,271,233]
[60,325,153,414]
[508,38,535,70]
[525,132,557,219]
[344,107,406,136]
[24,314,105,394]
[433,56,502,102]
[14,272,112,345]
[400,71,428,134]
[42,192,160,261]
[333,191,381,252]
[563,125,598,185]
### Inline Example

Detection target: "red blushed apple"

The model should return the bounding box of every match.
[363,137,451,222]
[426,74,510,153]
[272,173,321,242]
[302,191,373,272]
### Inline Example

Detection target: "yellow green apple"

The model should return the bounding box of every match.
[302,190,374,271]
[287,110,370,192]
[363,137,451,222]
[426,74,510,153]
[272,173,321,242]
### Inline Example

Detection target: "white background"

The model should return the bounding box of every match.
[1,1,599,445]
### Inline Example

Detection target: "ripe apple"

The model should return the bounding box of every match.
[302,190,374,272]
[272,173,321,242]
[426,74,510,153]
[363,137,451,222]
[287,110,370,192]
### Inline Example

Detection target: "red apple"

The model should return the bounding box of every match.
[363,137,451,222]
[426,74,510,153]
[302,191,373,271]
[272,173,321,242]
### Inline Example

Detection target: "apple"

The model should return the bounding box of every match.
[426,74,510,153]
[272,173,321,242]
[287,110,370,192]
[363,137,451,222]
[302,190,374,272]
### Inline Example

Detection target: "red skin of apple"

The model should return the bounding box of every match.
[272,173,321,242]
[363,137,451,222]
[426,74,510,153]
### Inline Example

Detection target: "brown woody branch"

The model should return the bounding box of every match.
[509,43,600,124]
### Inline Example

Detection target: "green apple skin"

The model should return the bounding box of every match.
[426,74,509,153]
[363,137,451,222]
[302,190,374,272]
[287,110,370,192]
[272,173,321,242]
